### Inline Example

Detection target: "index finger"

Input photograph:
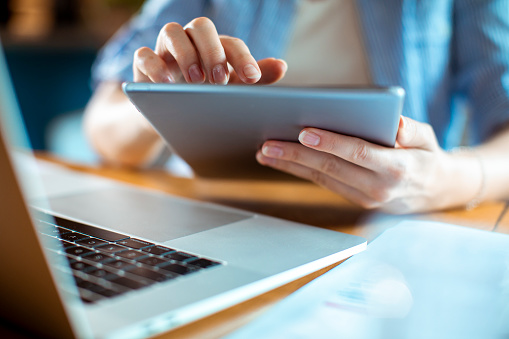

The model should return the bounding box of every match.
[298,128,390,171]
[184,17,229,85]
[220,35,261,84]
[155,22,204,83]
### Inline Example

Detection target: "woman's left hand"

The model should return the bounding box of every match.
[256,116,479,214]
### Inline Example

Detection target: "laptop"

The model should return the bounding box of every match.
[0,43,366,338]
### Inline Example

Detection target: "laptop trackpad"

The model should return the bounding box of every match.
[41,187,253,242]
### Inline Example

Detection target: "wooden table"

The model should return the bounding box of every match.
[13,155,509,338]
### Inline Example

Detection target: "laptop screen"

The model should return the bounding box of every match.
[0,41,92,338]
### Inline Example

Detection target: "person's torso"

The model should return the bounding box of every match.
[276,0,371,87]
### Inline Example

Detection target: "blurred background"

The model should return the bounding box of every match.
[1,0,143,162]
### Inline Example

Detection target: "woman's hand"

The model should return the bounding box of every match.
[133,17,287,85]
[85,17,287,168]
[256,116,483,214]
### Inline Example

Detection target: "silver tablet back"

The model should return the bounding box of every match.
[124,84,404,179]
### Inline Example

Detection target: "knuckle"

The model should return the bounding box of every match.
[161,22,183,36]
[319,157,338,175]
[224,36,247,49]
[221,35,241,43]
[369,185,392,204]
[310,169,327,187]
[230,37,244,45]
[393,204,411,215]
[310,170,320,184]
[287,148,301,162]
[388,163,406,182]
[202,48,225,62]
[190,17,215,30]
[358,199,380,210]
[351,143,369,162]
[320,134,339,153]
[134,47,153,60]
[386,159,408,183]
[270,158,286,171]
[381,200,412,215]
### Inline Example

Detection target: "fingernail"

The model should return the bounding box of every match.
[299,131,320,146]
[256,151,275,165]
[243,64,261,80]
[262,145,283,158]
[212,64,227,85]
[188,64,203,83]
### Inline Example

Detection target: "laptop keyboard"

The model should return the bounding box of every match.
[36,215,222,304]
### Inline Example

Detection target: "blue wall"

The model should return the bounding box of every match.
[5,47,96,150]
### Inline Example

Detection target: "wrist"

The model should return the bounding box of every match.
[442,147,485,210]
[85,97,165,168]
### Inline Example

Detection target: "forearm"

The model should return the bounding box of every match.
[83,82,166,167]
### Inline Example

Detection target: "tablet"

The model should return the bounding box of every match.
[123,83,405,180]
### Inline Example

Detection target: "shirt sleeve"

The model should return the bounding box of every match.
[91,0,208,88]
[453,0,509,143]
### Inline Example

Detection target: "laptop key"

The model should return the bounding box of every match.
[76,279,99,290]
[59,232,89,242]
[66,246,94,257]
[80,296,96,304]
[76,238,108,248]
[94,288,122,298]
[159,263,195,276]
[137,256,171,267]
[187,258,221,269]
[103,260,135,270]
[96,244,127,254]
[77,280,120,299]
[163,252,196,262]
[78,289,105,303]
[73,275,85,285]
[125,267,174,283]
[115,238,153,249]
[87,268,115,279]
[110,276,149,290]
[83,252,114,263]
[116,250,147,261]
[142,245,175,256]
[69,261,94,272]
[49,216,129,242]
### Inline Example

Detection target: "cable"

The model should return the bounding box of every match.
[492,201,509,232]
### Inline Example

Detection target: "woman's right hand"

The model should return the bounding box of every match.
[133,17,287,85]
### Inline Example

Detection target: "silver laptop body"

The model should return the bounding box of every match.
[0,44,366,338]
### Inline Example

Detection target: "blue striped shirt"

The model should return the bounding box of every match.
[92,0,509,149]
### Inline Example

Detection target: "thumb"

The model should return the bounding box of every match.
[255,58,288,84]
[229,58,287,85]
[396,116,439,150]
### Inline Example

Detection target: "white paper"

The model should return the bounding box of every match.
[228,221,509,339]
